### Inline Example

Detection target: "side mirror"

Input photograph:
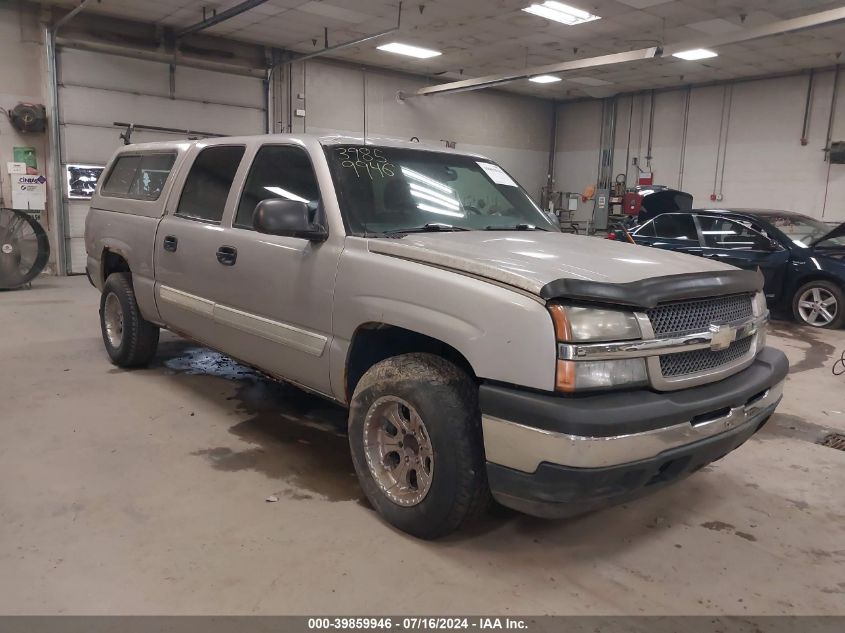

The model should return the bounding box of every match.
[253,198,327,242]
[767,237,782,251]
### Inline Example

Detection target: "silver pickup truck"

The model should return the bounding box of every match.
[85,134,788,538]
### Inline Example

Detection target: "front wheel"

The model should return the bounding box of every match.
[348,353,489,539]
[792,280,844,329]
[99,272,160,367]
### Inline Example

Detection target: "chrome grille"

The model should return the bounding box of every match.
[647,294,753,336]
[659,336,754,377]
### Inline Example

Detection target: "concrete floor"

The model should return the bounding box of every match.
[1,276,843,615]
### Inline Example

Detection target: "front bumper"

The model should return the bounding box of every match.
[480,346,788,518]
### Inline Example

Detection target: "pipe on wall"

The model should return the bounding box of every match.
[824,63,841,156]
[624,95,633,186]
[711,85,729,198]
[718,84,733,199]
[678,86,691,190]
[45,0,97,276]
[800,69,815,145]
[45,24,67,276]
[646,90,655,168]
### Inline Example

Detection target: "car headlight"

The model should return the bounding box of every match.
[548,304,647,392]
[548,305,641,342]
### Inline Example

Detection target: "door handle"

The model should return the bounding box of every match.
[216,245,237,266]
[163,235,178,252]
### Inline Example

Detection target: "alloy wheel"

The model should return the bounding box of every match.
[362,396,435,507]
[797,286,838,327]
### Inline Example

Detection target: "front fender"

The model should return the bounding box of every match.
[330,239,558,401]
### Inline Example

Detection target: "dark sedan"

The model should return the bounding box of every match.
[623,209,845,329]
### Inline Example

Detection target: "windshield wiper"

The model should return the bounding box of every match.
[484,223,546,231]
[383,223,470,236]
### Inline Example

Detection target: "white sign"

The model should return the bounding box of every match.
[7,162,26,174]
[477,162,518,187]
[11,174,47,211]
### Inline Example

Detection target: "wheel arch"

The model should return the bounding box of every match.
[101,247,131,285]
[344,322,477,403]
[790,272,845,298]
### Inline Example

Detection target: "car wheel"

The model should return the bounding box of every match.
[100,272,160,367]
[792,280,845,329]
[348,353,489,539]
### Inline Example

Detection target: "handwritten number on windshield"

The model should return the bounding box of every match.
[337,147,395,180]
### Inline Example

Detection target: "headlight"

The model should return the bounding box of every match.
[548,304,641,342]
[548,304,646,392]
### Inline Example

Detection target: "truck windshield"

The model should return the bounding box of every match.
[324,145,558,235]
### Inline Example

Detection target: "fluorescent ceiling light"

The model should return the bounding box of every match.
[672,48,718,60]
[529,75,562,83]
[377,42,441,59]
[265,186,309,203]
[522,1,600,26]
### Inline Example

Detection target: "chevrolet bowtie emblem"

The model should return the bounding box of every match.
[709,323,737,351]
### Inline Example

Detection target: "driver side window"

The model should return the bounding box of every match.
[235,145,320,229]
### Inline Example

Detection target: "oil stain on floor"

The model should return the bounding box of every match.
[767,320,836,374]
[155,338,362,503]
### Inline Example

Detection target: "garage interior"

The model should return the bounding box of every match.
[1,0,844,618]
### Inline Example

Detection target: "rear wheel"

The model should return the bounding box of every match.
[792,280,844,329]
[99,272,160,367]
[348,353,489,539]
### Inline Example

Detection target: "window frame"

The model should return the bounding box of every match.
[174,144,247,225]
[99,151,177,202]
[232,143,324,232]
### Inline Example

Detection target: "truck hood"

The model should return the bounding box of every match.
[368,231,736,297]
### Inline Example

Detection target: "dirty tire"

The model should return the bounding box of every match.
[348,353,489,539]
[791,280,844,329]
[99,272,160,367]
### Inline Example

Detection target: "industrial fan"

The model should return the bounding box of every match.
[0,208,50,289]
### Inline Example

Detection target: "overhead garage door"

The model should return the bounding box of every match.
[57,47,266,273]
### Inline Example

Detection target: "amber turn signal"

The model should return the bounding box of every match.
[555,359,576,393]
[547,304,572,342]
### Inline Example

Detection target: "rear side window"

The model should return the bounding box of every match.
[235,145,320,229]
[653,214,699,243]
[101,153,176,200]
[176,146,245,223]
